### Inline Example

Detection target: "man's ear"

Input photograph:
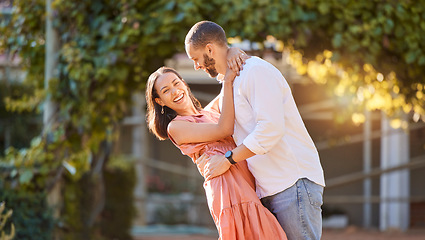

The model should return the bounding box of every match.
[155,98,163,106]
[206,43,214,57]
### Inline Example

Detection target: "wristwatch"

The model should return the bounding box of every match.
[225,150,237,164]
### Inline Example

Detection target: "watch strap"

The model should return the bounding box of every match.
[225,151,236,164]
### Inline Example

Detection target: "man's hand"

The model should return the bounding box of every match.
[198,153,232,180]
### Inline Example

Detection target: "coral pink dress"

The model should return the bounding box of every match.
[168,110,287,240]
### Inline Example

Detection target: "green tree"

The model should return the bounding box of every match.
[216,0,425,124]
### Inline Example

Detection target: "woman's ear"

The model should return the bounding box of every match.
[155,98,163,106]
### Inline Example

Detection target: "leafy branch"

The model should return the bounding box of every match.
[0,202,15,240]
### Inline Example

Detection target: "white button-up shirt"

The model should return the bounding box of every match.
[220,56,325,199]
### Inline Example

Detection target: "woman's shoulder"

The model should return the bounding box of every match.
[172,114,196,122]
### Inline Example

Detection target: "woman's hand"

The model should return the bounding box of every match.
[222,65,237,85]
[227,47,250,75]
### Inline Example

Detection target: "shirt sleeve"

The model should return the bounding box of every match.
[241,63,290,155]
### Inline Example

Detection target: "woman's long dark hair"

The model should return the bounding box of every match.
[146,67,202,140]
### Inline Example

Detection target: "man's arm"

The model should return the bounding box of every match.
[240,64,288,155]
[200,144,255,180]
[203,63,289,179]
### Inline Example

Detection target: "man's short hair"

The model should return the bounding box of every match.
[185,21,227,49]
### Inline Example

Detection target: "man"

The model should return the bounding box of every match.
[185,21,325,240]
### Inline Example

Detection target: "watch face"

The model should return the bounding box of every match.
[225,151,232,158]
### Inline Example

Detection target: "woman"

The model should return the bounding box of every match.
[145,50,287,240]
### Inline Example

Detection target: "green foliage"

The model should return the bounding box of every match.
[61,155,136,240]
[100,156,136,239]
[0,82,42,156]
[0,136,59,192]
[219,0,425,123]
[62,173,109,240]
[1,0,208,188]
[0,202,15,240]
[61,177,86,240]
[0,190,53,240]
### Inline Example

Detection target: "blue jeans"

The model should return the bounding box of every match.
[260,178,324,240]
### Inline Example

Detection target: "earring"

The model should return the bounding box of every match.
[161,106,164,114]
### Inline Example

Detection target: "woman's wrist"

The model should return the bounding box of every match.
[222,78,233,86]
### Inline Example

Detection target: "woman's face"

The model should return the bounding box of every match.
[154,72,196,115]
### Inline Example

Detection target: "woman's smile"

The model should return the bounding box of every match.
[173,92,184,103]
[154,72,198,116]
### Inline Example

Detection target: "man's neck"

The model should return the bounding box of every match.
[216,46,230,75]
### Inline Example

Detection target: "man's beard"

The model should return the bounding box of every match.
[203,54,218,78]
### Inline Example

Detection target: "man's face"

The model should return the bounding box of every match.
[202,53,219,78]
[186,43,219,78]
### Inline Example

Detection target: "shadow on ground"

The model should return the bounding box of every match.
[132,225,425,240]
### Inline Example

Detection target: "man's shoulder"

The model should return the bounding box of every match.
[243,56,279,73]
[240,56,282,81]
[235,56,288,91]
[245,56,269,67]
